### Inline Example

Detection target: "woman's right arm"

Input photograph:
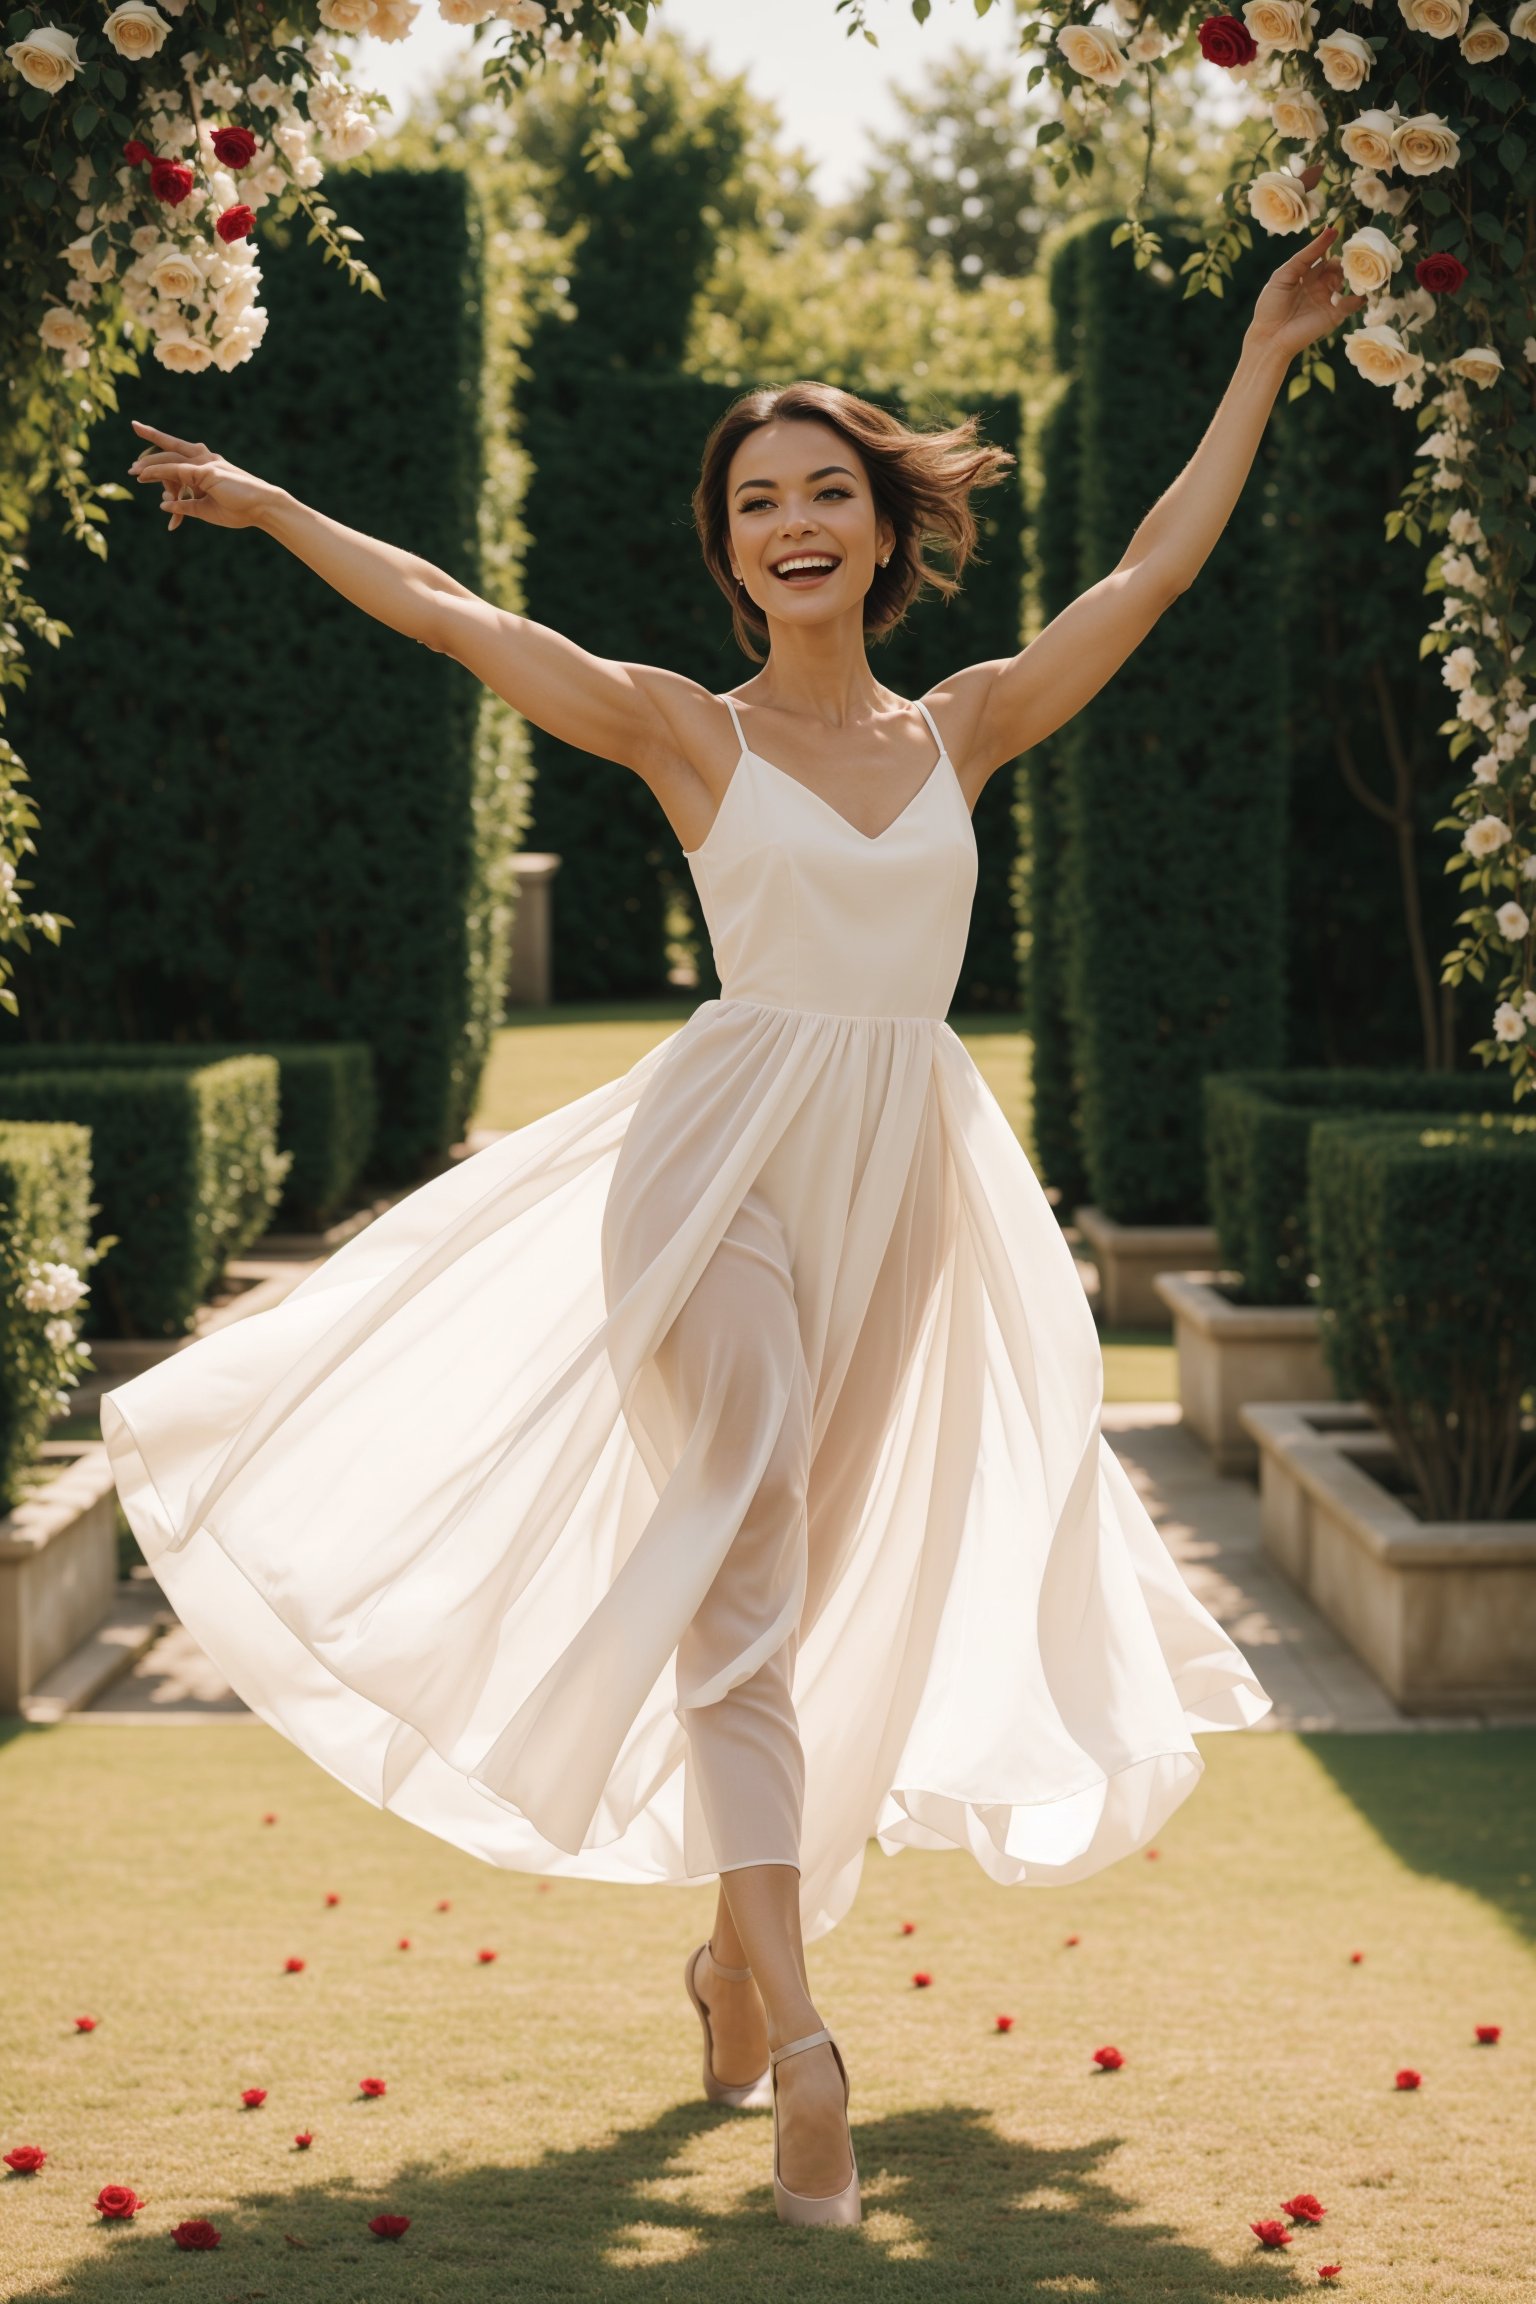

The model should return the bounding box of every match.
[128,421,710,782]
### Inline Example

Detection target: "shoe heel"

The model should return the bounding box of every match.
[684,1944,772,2111]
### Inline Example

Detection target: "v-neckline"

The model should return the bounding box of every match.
[742,743,952,847]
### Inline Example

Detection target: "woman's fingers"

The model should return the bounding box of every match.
[1283,222,1338,273]
[135,460,208,491]
[130,419,202,456]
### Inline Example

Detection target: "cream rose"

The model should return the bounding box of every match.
[320,111,376,161]
[1393,112,1461,173]
[1448,345,1503,388]
[368,0,421,35]
[438,0,499,19]
[1513,0,1536,34]
[1272,87,1328,142]
[1496,902,1532,940]
[1340,109,1400,169]
[1127,21,1170,57]
[1055,22,1128,82]
[1343,322,1424,386]
[1244,0,1316,44]
[5,23,81,91]
[1460,10,1509,53]
[1462,814,1511,857]
[38,306,92,352]
[1352,167,1409,212]
[1340,225,1402,294]
[1248,169,1314,233]
[1399,0,1469,30]
[1316,27,1373,83]
[153,332,213,373]
[148,245,203,300]
[317,0,378,26]
[103,3,171,60]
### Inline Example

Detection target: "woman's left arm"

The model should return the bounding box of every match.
[934,219,1365,777]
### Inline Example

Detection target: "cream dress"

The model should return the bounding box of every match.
[101,697,1270,1941]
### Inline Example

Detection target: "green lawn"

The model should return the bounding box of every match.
[2,1723,1531,2301]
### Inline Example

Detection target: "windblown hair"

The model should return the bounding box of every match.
[692,380,1015,661]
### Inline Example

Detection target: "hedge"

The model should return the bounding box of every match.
[0,1058,286,1339]
[1310,1113,1536,1522]
[0,1123,97,1513]
[0,1042,375,1232]
[7,170,508,1183]
[1205,1066,1517,1305]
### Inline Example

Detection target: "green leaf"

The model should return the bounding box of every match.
[100,63,125,98]
[1035,119,1064,145]
[1473,210,1505,242]
[23,173,53,208]
[1498,129,1526,173]
[71,98,98,140]
[1313,358,1335,393]
[1287,371,1310,402]
[1420,186,1451,216]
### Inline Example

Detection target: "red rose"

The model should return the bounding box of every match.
[911,1971,932,1989]
[171,2220,221,2250]
[294,2132,314,2149]
[995,2015,1015,2033]
[1251,2219,1294,2249]
[1475,2024,1501,2044]
[325,1892,341,1907]
[1349,1951,1364,1964]
[1395,2068,1422,2090]
[262,1812,277,1825]
[284,1958,305,1973]
[210,125,257,169]
[216,204,255,245]
[4,2145,47,2173]
[241,2088,267,2108]
[1145,1847,1160,1860]
[150,159,195,206]
[1092,2045,1125,2070]
[1283,2195,1326,2223]
[1318,2268,1343,2283]
[435,1899,451,1911]
[1197,13,1258,65]
[899,1921,916,1936]
[1415,252,1468,296]
[1064,1933,1081,1947]
[477,1948,498,1964]
[369,2213,411,2239]
[398,1937,412,1950]
[359,2077,387,2098]
[96,2184,142,2221]
[122,139,152,166]
[75,2016,98,2032]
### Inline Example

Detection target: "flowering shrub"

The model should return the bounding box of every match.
[1026,0,1536,1089]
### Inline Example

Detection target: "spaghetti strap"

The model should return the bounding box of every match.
[720,693,749,759]
[913,697,946,761]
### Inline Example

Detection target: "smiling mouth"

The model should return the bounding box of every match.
[769,553,842,585]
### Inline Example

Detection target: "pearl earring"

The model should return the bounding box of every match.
[879,552,890,567]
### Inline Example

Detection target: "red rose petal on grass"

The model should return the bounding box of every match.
[397,1938,412,1951]
[1092,2045,1125,2070]
[241,2088,267,2109]
[284,1958,305,1973]
[1349,1951,1364,1964]
[1197,12,1258,65]
[210,124,257,168]
[911,1971,932,1989]
[435,1899,451,1912]
[1318,2267,1344,2283]
[1064,1934,1081,1947]
[294,2132,314,2150]
[995,2015,1015,2033]
[74,2016,98,2032]
[215,203,255,245]
[170,2219,221,2250]
[358,2077,387,2098]
[122,139,152,166]
[1475,2025,1501,2044]
[4,2145,47,2174]
[369,2213,411,2239]
[1251,2219,1294,2249]
[1283,2194,1326,2223]
[900,1921,916,1935]
[95,2184,142,2221]
[324,1892,341,1907]
[149,158,195,206]
[261,1812,277,1825]
[477,1948,498,1964]
[1395,2068,1422,2090]
[1145,1847,1160,1860]
[536,1880,552,1893]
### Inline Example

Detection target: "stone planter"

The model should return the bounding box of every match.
[1073,1205,1221,1332]
[1241,1401,1536,1715]
[0,1442,120,1714]
[1155,1271,1333,1475]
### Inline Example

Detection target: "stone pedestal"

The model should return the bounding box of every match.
[504,851,562,1008]
[1155,1271,1333,1474]
[1073,1205,1221,1332]
[0,1442,120,1714]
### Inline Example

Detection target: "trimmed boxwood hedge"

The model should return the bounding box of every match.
[0,1042,375,1232]
[1205,1067,1517,1305]
[0,1122,97,1512]
[7,170,506,1184]
[0,1059,287,1340]
[1310,1112,1536,1522]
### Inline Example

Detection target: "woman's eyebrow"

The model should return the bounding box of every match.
[733,464,857,496]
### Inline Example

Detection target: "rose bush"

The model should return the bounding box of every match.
[1025,0,1536,1090]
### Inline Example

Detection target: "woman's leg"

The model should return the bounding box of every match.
[719,1862,855,2199]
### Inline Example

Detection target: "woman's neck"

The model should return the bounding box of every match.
[741,604,885,727]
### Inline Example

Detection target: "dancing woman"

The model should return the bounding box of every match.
[111,222,1359,2226]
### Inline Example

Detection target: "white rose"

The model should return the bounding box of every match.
[1471,752,1500,782]
[5,23,81,91]
[153,331,213,373]
[1341,110,1400,170]
[1524,856,1536,881]
[1340,225,1402,294]
[103,3,172,60]
[1343,322,1423,385]
[1463,813,1511,856]
[247,73,285,108]
[1127,21,1170,56]
[1442,644,1480,690]
[1495,904,1530,940]
[38,306,92,353]
[1513,0,1536,33]
[317,0,377,25]
[1448,345,1503,388]
[148,245,203,300]
[1244,0,1316,44]
[1393,112,1461,172]
[21,1261,87,1314]
[1399,0,1469,28]
[1494,1001,1527,1040]
[320,110,376,160]
[1272,86,1328,141]
[369,0,421,33]
[1351,167,1409,213]
[43,1316,77,1352]
[439,0,498,17]
[500,0,548,25]
[1248,168,1314,233]
[1460,9,1510,51]
[65,231,116,282]
[1055,22,1128,82]
[1316,27,1373,82]
[1392,373,1425,407]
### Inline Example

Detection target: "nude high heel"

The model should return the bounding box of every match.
[770,2028,861,2227]
[683,1942,773,2110]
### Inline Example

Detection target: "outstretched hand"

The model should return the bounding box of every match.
[128,420,276,531]
[1247,170,1368,362]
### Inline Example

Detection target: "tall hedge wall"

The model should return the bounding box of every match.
[521,370,1026,1007]
[1052,220,1288,1225]
[8,171,508,1182]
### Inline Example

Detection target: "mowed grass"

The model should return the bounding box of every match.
[3,1724,1533,2301]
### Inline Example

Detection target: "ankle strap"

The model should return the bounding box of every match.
[705,1940,753,1982]
[770,2026,832,2067]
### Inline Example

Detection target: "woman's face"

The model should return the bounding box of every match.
[724,418,894,637]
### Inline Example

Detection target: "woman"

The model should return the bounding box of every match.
[110,221,1359,2227]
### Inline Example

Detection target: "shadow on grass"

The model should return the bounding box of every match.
[6,2100,1305,2303]
[1302,1727,1536,1948]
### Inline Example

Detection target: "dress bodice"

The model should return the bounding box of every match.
[683,697,979,1020]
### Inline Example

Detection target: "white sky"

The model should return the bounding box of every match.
[358,0,1029,197]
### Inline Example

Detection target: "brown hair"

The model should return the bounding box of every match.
[692,380,1015,661]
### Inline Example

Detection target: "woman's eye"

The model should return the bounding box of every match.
[816,486,852,500]
[740,496,774,513]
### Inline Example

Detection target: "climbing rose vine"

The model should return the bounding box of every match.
[1024,0,1536,1090]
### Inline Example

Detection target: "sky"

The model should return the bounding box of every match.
[357,0,1029,197]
